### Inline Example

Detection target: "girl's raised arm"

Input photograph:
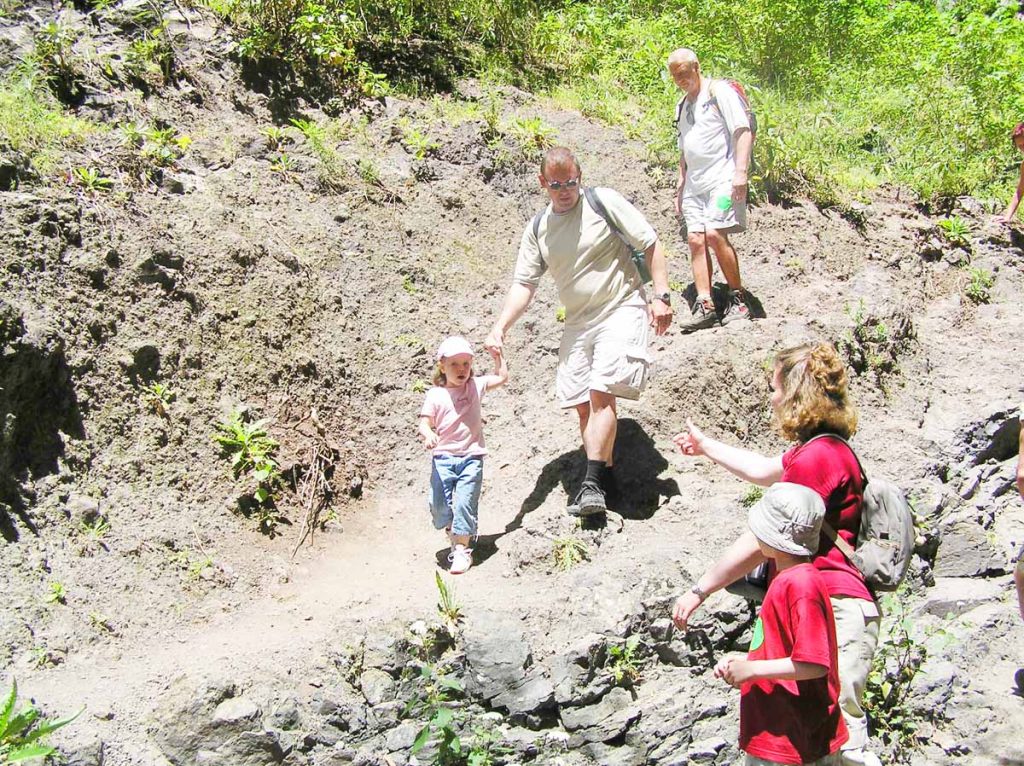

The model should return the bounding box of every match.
[484,347,509,391]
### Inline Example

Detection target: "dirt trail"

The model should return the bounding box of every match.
[2,30,1023,759]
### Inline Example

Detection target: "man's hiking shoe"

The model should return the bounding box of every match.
[448,545,473,575]
[568,483,607,517]
[720,289,750,325]
[680,298,718,333]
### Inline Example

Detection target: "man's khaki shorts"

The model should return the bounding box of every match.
[556,304,650,408]
[681,179,747,235]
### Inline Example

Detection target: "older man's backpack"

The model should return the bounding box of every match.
[806,434,916,592]
[674,79,757,159]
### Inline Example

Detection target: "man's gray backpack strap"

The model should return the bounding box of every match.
[584,188,652,283]
[531,189,651,282]
[531,210,544,250]
[805,433,916,591]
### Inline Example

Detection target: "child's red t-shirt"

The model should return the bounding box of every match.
[739,563,848,763]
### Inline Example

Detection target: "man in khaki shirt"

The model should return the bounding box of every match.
[486,147,672,515]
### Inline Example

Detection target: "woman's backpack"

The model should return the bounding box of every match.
[806,434,916,592]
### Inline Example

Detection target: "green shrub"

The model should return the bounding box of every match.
[123,23,174,88]
[552,536,587,570]
[270,153,294,174]
[261,124,291,149]
[142,382,175,417]
[606,635,642,687]
[0,680,82,763]
[863,589,955,762]
[33,20,84,102]
[402,122,438,160]
[289,117,347,187]
[963,266,994,304]
[739,485,764,508]
[509,115,555,154]
[44,581,66,605]
[938,216,971,248]
[213,410,279,480]
[403,664,464,764]
[141,125,191,167]
[435,572,462,630]
[72,166,113,192]
[213,409,284,533]
[79,516,110,545]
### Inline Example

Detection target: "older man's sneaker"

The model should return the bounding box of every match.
[720,288,750,325]
[568,482,607,517]
[680,297,718,333]
[448,545,473,575]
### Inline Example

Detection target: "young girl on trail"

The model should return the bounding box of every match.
[418,336,508,574]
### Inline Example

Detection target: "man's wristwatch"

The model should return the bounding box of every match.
[690,584,708,601]
[653,292,671,305]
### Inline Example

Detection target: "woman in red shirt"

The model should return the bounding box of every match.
[671,342,881,766]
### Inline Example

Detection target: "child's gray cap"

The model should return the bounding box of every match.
[748,482,826,556]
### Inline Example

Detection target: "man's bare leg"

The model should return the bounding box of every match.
[583,390,616,463]
[575,399,615,463]
[570,392,617,514]
[687,231,714,298]
[706,229,742,290]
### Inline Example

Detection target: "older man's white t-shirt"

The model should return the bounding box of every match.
[676,79,750,194]
[512,188,657,329]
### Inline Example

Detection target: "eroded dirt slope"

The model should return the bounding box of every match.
[2,3,1023,765]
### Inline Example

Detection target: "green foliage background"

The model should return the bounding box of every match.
[4,0,1023,204]
[528,0,1024,204]
[210,0,1024,204]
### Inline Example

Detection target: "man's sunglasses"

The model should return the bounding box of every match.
[545,177,580,190]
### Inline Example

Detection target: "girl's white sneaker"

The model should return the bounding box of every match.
[448,545,473,575]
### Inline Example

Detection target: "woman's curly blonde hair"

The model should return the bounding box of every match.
[773,342,858,442]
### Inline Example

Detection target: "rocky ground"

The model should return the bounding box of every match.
[1,2,1023,765]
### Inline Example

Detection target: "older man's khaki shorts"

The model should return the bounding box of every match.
[681,178,747,235]
[556,304,650,408]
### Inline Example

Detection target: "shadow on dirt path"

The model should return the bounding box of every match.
[465,418,680,566]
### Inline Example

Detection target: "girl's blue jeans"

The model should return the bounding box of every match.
[429,454,483,537]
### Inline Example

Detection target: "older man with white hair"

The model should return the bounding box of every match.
[668,47,753,331]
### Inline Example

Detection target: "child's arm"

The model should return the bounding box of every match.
[483,346,509,392]
[714,656,826,689]
[418,415,438,449]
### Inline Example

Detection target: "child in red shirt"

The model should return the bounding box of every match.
[714,482,848,765]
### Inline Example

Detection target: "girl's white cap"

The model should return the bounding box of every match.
[437,336,474,360]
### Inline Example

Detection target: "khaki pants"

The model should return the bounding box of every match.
[830,596,881,752]
[744,753,841,766]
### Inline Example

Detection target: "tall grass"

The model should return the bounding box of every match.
[528,0,1024,204]
[0,65,99,177]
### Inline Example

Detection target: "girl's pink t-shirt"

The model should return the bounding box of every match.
[420,376,498,457]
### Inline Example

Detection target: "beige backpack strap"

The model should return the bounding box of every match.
[822,520,856,561]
